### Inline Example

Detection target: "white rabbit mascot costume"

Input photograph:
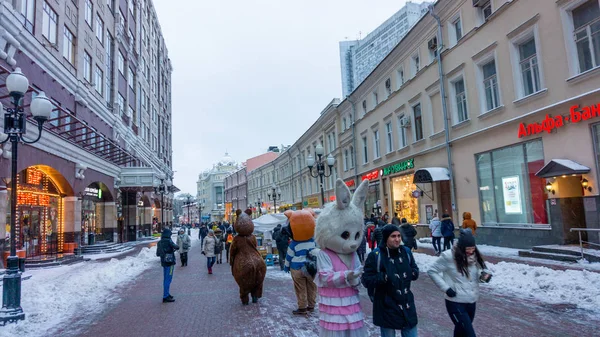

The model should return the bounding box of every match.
[314,178,369,337]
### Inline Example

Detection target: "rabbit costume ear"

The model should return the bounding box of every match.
[335,179,352,210]
[351,179,369,210]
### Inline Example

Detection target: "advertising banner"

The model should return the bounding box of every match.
[502,176,522,214]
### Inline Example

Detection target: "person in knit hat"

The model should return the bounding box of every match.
[362,224,420,336]
[427,229,492,337]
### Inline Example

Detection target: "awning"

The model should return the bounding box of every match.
[535,159,590,178]
[413,167,450,183]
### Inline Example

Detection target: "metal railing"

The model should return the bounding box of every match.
[569,228,600,260]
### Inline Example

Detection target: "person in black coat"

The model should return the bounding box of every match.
[362,225,419,336]
[199,224,208,249]
[400,218,418,251]
[441,214,455,251]
[373,221,385,248]
[156,228,179,303]
[272,223,290,271]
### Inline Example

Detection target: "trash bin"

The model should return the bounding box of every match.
[18,257,26,273]
[88,233,95,245]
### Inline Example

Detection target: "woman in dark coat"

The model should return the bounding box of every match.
[441,214,455,251]
[156,228,179,302]
[400,218,418,251]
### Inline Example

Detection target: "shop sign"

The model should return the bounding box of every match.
[502,176,522,214]
[345,180,355,187]
[329,195,336,201]
[362,170,380,181]
[307,197,320,208]
[17,191,51,206]
[382,158,415,176]
[517,103,600,138]
[85,187,102,199]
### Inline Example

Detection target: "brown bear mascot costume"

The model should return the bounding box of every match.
[230,209,267,305]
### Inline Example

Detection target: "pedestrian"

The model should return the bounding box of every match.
[373,221,384,248]
[429,216,442,256]
[202,229,217,274]
[382,211,390,224]
[366,222,376,250]
[357,229,367,263]
[427,229,492,337]
[272,223,290,271]
[199,223,208,249]
[155,228,179,303]
[400,218,418,251]
[224,228,234,264]
[176,228,191,267]
[462,212,477,236]
[392,212,401,226]
[441,214,455,251]
[214,228,224,264]
[362,224,420,337]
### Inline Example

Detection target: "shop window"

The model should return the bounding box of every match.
[391,175,419,224]
[475,139,548,225]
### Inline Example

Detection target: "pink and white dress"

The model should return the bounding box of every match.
[315,248,367,337]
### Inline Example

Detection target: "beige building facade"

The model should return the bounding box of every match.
[250,0,600,248]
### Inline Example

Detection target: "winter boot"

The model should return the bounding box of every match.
[163,297,175,303]
[292,308,307,315]
[252,296,258,303]
[208,267,212,274]
[306,306,315,312]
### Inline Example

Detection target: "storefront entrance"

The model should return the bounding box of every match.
[391,175,419,224]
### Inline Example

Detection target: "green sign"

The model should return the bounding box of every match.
[382,158,415,176]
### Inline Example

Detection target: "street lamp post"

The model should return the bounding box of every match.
[256,197,262,218]
[1,68,52,324]
[153,178,169,233]
[198,201,204,225]
[267,184,281,214]
[186,196,193,228]
[306,144,335,207]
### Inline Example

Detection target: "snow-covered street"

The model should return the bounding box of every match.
[1,231,599,337]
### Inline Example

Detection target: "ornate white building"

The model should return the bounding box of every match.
[197,153,238,222]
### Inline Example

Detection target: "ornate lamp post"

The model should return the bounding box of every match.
[153,177,170,233]
[198,200,204,224]
[185,195,194,228]
[1,68,52,324]
[256,197,262,218]
[267,184,281,214]
[306,144,335,207]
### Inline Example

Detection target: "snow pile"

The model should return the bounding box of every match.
[0,246,160,337]
[265,267,292,280]
[412,252,600,313]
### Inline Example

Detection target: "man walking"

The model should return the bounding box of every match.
[199,223,208,249]
[272,224,290,271]
[362,224,420,337]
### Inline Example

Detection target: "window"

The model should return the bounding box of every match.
[518,37,541,96]
[85,0,93,27]
[413,103,423,141]
[118,10,125,32]
[373,130,380,159]
[107,0,113,11]
[481,59,500,111]
[385,122,393,153]
[429,37,439,62]
[479,1,493,22]
[453,78,468,123]
[94,65,103,95]
[385,78,392,97]
[128,67,135,88]
[373,91,379,107]
[83,52,92,82]
[476,139,547,225]
[118,51,125,74]
[118,94,125,115]
[453,17,463,41]
[350,146,355,168]
[42,2,58,44]
[19,0,35,33]
[342,117,347,131]
[343,149,349,171]
[449,16,463,46]
[397,67,405,88]
[362,100,367,117]
[63,27,75,64]
[397,115,407,148]
[362,136,368,164]
[96,14,104,42]
[572,0,600,73]
[412,53,420,75]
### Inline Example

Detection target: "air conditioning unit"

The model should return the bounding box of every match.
[428,37,438,51]
[400,116,411,128]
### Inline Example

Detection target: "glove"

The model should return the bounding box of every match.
[446,288,457,298]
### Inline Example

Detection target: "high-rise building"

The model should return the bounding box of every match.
[340,1,431,97]
[0,0,174,256]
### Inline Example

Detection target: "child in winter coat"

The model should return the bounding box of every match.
[428,229,492,337]
[462,212,477,235]
[440,214,455,251]
[429,216,443,255]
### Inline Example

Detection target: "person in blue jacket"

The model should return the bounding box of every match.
[441,214,455,251]
[156,228,179,302]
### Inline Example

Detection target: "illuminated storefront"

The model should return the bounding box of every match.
[15,167,64,257]
[81,184,105,244]
[362,170,381,216]
[390,175,419,224]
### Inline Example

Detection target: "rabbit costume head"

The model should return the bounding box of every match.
[315,178,369,255]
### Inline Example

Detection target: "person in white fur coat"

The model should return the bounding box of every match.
[313,178,369,337]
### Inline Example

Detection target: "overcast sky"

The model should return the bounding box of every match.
[153,0,422,195]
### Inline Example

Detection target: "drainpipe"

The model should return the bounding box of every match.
[430,5,458,218]
[287,147,295,204]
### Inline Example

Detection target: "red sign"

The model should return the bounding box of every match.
[362,170,379,181]
[518,103,599,138]
[345,180,355,187]
[329,196,336,201]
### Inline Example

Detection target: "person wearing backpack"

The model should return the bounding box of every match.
[176,228,191,267]
[441,214,455,251]
[362,224,420,337]
[155,228,179,303]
